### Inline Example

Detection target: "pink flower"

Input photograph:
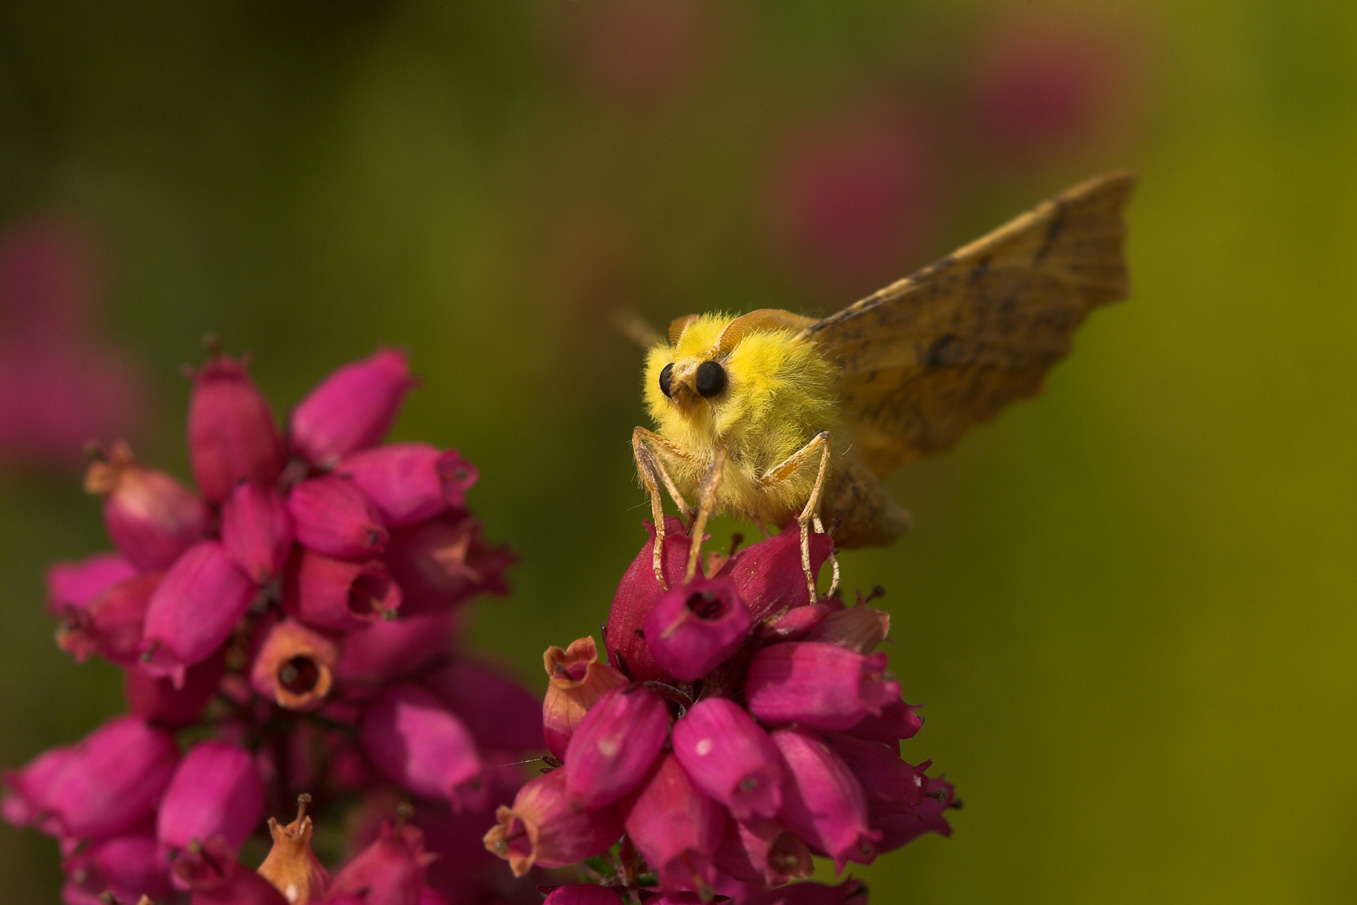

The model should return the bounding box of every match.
[746,643,900,730]
[289,349,415,469]
[541,636,628,760]
[221,482,294,584]
[327,819,437,905]
[84,441,210,571]
[564,685,670,809]
[671,697,783,820]
[623,754,724,896]
[287,474,389,559]
[772,727,879,872]
[483,769,624,876]
[644,576,752,681]
[339,443,478,529]
[187,351,284,502]
[140,540,256,686]
[157,740,265,857]
[283,549,402,632]
[359,684,484,809]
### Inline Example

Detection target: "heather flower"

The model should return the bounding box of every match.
[62,831,175,905]
[327,818,437,905]
[55,571,160,665]
[139,540,256,685]
[250,616,340,711]
[157,740,265,858]
[338,443,478,528]
[483,768,625,876]
[745,644,900,730]
[85,441,210,571]
[541,636,628,760]
[358,684,484,809]
[187,351,284,502]
[644,576,751,681]
[771,727,879,871]
[283,550,402,632]
[289,349,414,469]
[564,685,670,809]
[286,474,389,559]
[622,753,724,896]
[221,482,294,584]
[671,697,783,820]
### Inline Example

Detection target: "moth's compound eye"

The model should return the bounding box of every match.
[659,362,675,398]
[695,361,727,398]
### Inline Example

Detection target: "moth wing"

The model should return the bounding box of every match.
[795,171,1135,476]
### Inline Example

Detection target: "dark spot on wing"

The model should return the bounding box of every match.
[925,333,958,368]
[1035,202,1067,263]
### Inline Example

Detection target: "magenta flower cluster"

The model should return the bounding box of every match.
[485,518,956,904]
[3,348,541,905]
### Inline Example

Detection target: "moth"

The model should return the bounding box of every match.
[633,171,1135,593]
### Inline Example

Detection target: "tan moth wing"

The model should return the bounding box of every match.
[796,171,1135,477]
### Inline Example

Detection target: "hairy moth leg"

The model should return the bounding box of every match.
[684,446,727,584]
[632,426,697,587]
[757,430,840,599]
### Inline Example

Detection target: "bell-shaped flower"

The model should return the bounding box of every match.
[140,540,255,686]
[771,727,879,871]
[286,475,388,559]
[45,551,135,616]
[644,577,751,681]
[157,740,265,857]
[671,697,783,820]
[623,754,724,897]
[61,830,175,905]
[283,550,401,632]
[746,643,899,730]
[187,352,283,503]
[221,483,293,584]
[257,796,331,905]
[338,443,478,528]
[605,516,694,683]
[2,742,76,834]
[250,616,339,711]
[716,525,833,622]
[541,636,628,760]
[483,768,624,876]
[358,684,483,808]
[714,815,814,887]
[123,648,225,726]
[41,715,180,842]
[328,818,437,905]
[55,571,160,665]
[85,441,209,571]
[822,732,930,820]
[564,684,669,809]
[384,513,512,616]
[872,774,956,853]
[289,349,414,469]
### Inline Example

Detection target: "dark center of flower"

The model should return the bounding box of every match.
[278,655,321,694]
[685,590,724,619]
[348,573,390,616]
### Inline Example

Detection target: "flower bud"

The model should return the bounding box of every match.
[55,571,160,665]
[140,540,255,686]
[286,475,388,559]
[605,516,693,683]
[623,754,723,897]
[85,441,209,571]
[716,526,833,622]
[158,740,265,856]
[187,352,283,503]
[483,768,624,876]
[289,349,414,469]
[746,643,899,730]
[257,797,331,905]
[771,727,879,871]
[564,685,669,809]
[541,637,628,760]
[250,617,339,711]
[359,684,483,808]
[328,819,436,905]
[384,513,512,616]
[283,550,402,632]
[221,483,293,584]
[671,697,783,820]
[644,577,752,681]
[339,443,478,528]
[45,551,135,616]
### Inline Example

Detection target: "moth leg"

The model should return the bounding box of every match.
[632,427,697,588]
[684,446,727,585]
[758,430,840,600]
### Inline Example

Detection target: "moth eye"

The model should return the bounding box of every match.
[695,361,727,398]
[658,362,675,398]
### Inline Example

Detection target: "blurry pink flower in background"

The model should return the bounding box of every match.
[0,220,147,469]
[767,106,940,297]
[968,12,1146,163]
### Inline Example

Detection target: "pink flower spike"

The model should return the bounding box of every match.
[483,768,625,876]
[289,349,415,468]
[339,443,477,528]
[157,741,265,856]
[287,474,388,558]
[249,617,339,711]
[85,441,209,571]
[44,552,135,616]
[61,831,175,905]
[45,715,181,842]
[644,576,752,681]
[771,727,879,872]
[55,571,160,666]
[221,482,293,584]
[283,549,402,632]
[671,697,783,820]
[541,636,628,760]
[605,516,694,683]
[187,352,283,503]
[359,683,484,808]
[542,885,626,905]
[623,753,724,897]
[140,540,255,686]
[564,684,669,809]
[746,643,900,730]
[329,819,437,905]
[716,524,833,623]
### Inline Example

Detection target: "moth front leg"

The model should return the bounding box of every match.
[757,430,840,600]
[632,427,697,588]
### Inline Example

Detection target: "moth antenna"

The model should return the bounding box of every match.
[612,309,664,348]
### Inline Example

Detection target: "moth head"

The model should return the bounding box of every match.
[657,356,728,409]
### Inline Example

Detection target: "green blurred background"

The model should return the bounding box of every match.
[2,0,1355,902]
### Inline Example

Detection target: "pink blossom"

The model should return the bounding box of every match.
[289,349,414,469]
[187,352,284,502]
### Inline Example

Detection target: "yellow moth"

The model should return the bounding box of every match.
[634,171,1135,592]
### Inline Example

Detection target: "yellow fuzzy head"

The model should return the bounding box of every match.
[642,311,840,483]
